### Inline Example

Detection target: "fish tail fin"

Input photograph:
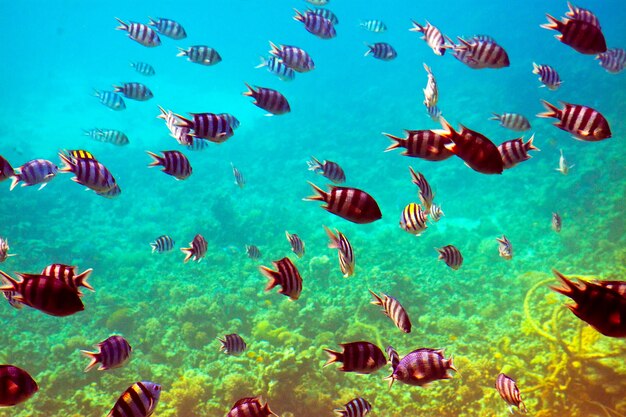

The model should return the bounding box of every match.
[423,62,432,74]
[113,84,122,93]
[436,117,456,147]
[550,269,581,298]
[519,401,528,414]
[303,181,327,202]
[323,349,342,367]
[293,8,304,22]
[150,242,157,253]
[147,16,157,26]
[363,42,372,56]
[180,246,194,263]
[255,56,268,69]
[114,17,128,31]
[525,134,539,152]
[489,113,501,121]
[242,82,254,97]
[80,350,100,372]
[382,132,404,152]
[540,14,561,31]
[0,270,17,291]
[176,47,188,57]
[532,62,540,74]
[383,373,396,388]
[457,36,472,48]
[323,225,338,248]
[409,20,424,33]
[9,174,21,191]
[259,265,280,291]
[446,355,458,373]
[173,113,193,128]
[268,41,280,56]
[306,156,322,171]
[0,155,14,177]
[146,151,164,167]
[333,409,347,417]
[408,166,421,185]
[58,152,76,173]
[156,105,169,119]
[263,403,278,417]
[537,100,561,119]
[217,337,226,352]
[74,268,95,292]
[444,35,456,47]
[369,289,383,306]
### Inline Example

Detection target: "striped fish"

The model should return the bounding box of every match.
[565,2,601,28]
[177,45,222,66]
[2,289,23,309]
[490,113,530,131]
[429,204,444,222]
[541,14,606,54]
[436,245,463,270]
[183,138,208,151]
[218,113,240,130]
[113,82,153,101]
[285,231,305,258]
[307,157,345,184]
[422,63,438,107]
[426,105,442,121]
[324,226,354,278]
[147,150,192,180]
[0,271,84,317]
[231,163,245,188]
[386,345,400,371]
[130,62,155,76]
[259,257,303,301]
[157,106,193,146]
[532,63,562,90]
[176,113,233,142]
[538,100,611,141]
[97,184,122,199]
[453,37,510,69]
[496,235,513,260]
[148,17,186,39]
[84,128,130,146]
[0,237,15,263]
[226,397,276,417]
[364,42,397,61]
[150,235,174,253]
[245,245,261,260]
[0,155,15,182]
[383,130,453,161]
[556,149,574,175]
[115,18,161,47]
[400,203,428,236]
[369,290,412,333]
[387,348,456,387]
[498,135,539,169]
[409,168,434,210]
[410,21,448,55]
[0,365,38,407]
[597,48,626,74]
[107,381,161,417]
[243,84,290,116]
[269,42,315,72]
[305,182,382,224]
[256,56,295,81]
[218,333,247,355]
[10,159,58,191]
[94,90,126,111]
[496,374,527,413]
[308,8,339,25]
[324,341,387,374]
[181,234,208,263]
[58,153,116,193]
[81,335,132,372]
[41,263,94,295]
[294,9,336,39]
[334,397,371,417]
[67,149,95,160]
[552,212,562,233]
[360,20,387,33]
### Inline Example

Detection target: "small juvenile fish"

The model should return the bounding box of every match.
[151,235,174,253]
[490,113,530,131]
[243,83,290,116]
[498,135,539,170]
[556,149,574,175]
[386,345,400,371]
[10,159,58,191]
[436,245,463,270]
[181,234,208,263]
[147,150,192,180]
[259,257,303,301]
[360,20,387,33]
[596,48,626,74]
[369,290,412,333]
[541,14,606,55]
[246,245,261,260]
[231,163,245,188]
[227,397,276,417]
[115,18,161,47]
[177,45,222,66]
[552,212,562,232]
[268,42,315,73]
[429,204,444,222]
[305,182,382,224]
[218,333,247,355]
[84,128,130,146]
[0,237,15,263]
[58,153,116,193]
[0,365,38,406]
[334,397,371,417]
[496,235,513,260]
[384,130,453,161]
[41,263,94,295]
[324,341,387,374]
[294,9,336,39]
[256,56,295,81]
[422,63,438,107]
[538,100,611,141]
[308,8,338,25]
[130,61,155,76]
[0,155,15,182]
[107,381,161,417]
[324,226,355,278]
[307,157,345,184]
[81,335,132,372]
[496,373,527,413]
[400,203,428,236]
[453,36,510,69]
[426,105,442,121]
[364,42,397,61]
[93,90,126,111]
[532,63,562,90]
[285,231,305,258]
[386,348,456,387]
[409,167,433,210]
[113,82,153,101]
[148,17,186,39]
[410,21,447,55]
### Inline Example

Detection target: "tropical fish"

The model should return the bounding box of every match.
[157,106,193,145]
[324,341,387,374]
[148,17,186,39]
[218,113,240,130]
[93,90,126,111]
[552,212,562,233]
[369,290,412,333]
[386,345,400,370]
[285,232,305,258]
[498,135,538,170]
[551,269,626,338]
[383,130,453,161]
[538,100,611,141]
[426,105,442,121]
[150,235,174,253]
[0,365,38,406]
[364,42,397,61]
[294,9,336,39]
[10,159,58,190]
[304,182,382,224]
[259,257,303,301]
[596,48,626,73]
[113,82,153,101]
[218,333,247,355]
[0,237,15,263]
[84,128,130,146]
[334,397,372,417]
[436,245,463,270]
[107,381,161,417]
[177,46,222,66]
[556,149,574,175]
[400,203,428,236]
[452,36,510,69]
[115,18,161,47]
[324,226,355,278]
[66,149,95,160]
[496,235,513,260]
[231,163,245,188]
[308,8,338,25]
[532,63,562,90]
[541,14,606,54]
[565,2,601,28]
[226,397,276,417]
[496,373,527,413]
[81,335,132,372]
[130,61,155,76]
[429,204,444,222]
[386,348,456,387]
[490,113,530,131]
[176,112,233,142]
[41,263,94,295]
[256,56,295,81]
[360,20,387,33]
[268,42,315,72]
[147,151,192,180]
[0,155,14,182]
[409,167,434,210]
[307,157,345,184]
[410,21,448,55]
[58,153,116,193]
[181,234,208,263]
[246,245,261,260]
[243,84,291,116]
[422,63,438,108]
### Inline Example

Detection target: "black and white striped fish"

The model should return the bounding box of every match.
[175,113,233,142]
[495,373,527,413]
[409,167,434,210]
[181,234,208,263]
[552,212,562,233]
[0,237,14,263]
[130,62,155,76]
[422,63,438,108]
[114,18,161,47]
[294,9,336,39]
[285,231,305,258]
[41,263,94,295]
[596,48,626,74]
[218,113,240,130]
[436,245,463,270]
[9,159,57,191]
[93,90,126,111]
[259,257,303,301]
[269,42,315,72]
[245,245,261,260]
[386,345,400,371]
[490,113,530,131]
[148,17,186,39]
[113,82,153,101]
[231,163,245,188]
[107,381,161,417]
[218,333,247,355]
[226,397,276,417]
[369,290,412,333]
[400,203,428,236]
[243,84,290,115]
[360,20,387,33]
[538,100,611,141]
[426,105,442,121]
[147,150,192,180]
[307,157,345,184]
[84,129,130,146]
[498,135,538,170]
[334,397,371,417]
[59,153,116,193]
[532,63,562,90]
[453,37,510,69]
[256,56,295,81]
[324,341,387,374]
[177,45,222,66]
[410,21,448,55]
[496,235,513,260]
[81,335,132,372]
[324,226,354,278]
[364,43,397,60]
[429,204,444,222]
[308,8,339,25]
[150,235,174,253]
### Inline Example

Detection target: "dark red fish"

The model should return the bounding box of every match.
[538,100,611,141]
[384,130,454,161]
[0,155,14,182]
[181,234,208,263]
[551,270,626,338]
[147,150,193,180]
[227,396,276,417]
[541,14,607,55]
[175,112,233,142]
[305,182,382,224]
[259,257,303,301]
[41,264,94,296]
[0,365,38,406]
[243,83,290,115]
[498,135,539,169]
[324,341,387,374]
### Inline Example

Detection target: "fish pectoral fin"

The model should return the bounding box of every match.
[38,183,48,191]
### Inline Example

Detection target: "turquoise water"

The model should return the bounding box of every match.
[0,0,625,416]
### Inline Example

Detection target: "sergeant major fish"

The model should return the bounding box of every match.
[84,128,129,146]
[0,365,38,406]
[231,163,245,188]
[41,263,94,295]
[107,381,161,417]
[307,157,345,184]
[115,18,161,47]
[243,83,291,116]
[496,235,513,260]
[436,245,463,270]
[294,9,336,39]
[93,90,126,111]
[409,167,434,210]
[400,203,428,236]
[324,341,387,374]
[130,61,155,76]
[496,373,527,413]
[147,150,192,180]
[489,113,530,131]
[538,100,611,141]
[256,56,295,81]
[177,45,222,66]
[386,348,456,387]
[556,149,574,175]
[0,237,15,263]
[324,226,355,278]
[334,397,371,417]
[148,17,186,39]
[541,13,606,54]
[10,159,58,190]
[268,42,315,73]
[498,135,538,170]
[364,42,397,61]
[218,333,247,355]
[360,20,387,33]
[181,234,208,263]
[227,397,276,417]
[410,21,448,55]
[259,257,303,301]
[113,82,153,101]
[305,182,382,224]
[150,235,174,253]
[552,212,562,233]
[422,63,438,107]
[369,290,412,333]
[58,153,116,193]
[532,63,562,90]
[81,335,132,372]
[384,130,453,161]
[285,231,305,258]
